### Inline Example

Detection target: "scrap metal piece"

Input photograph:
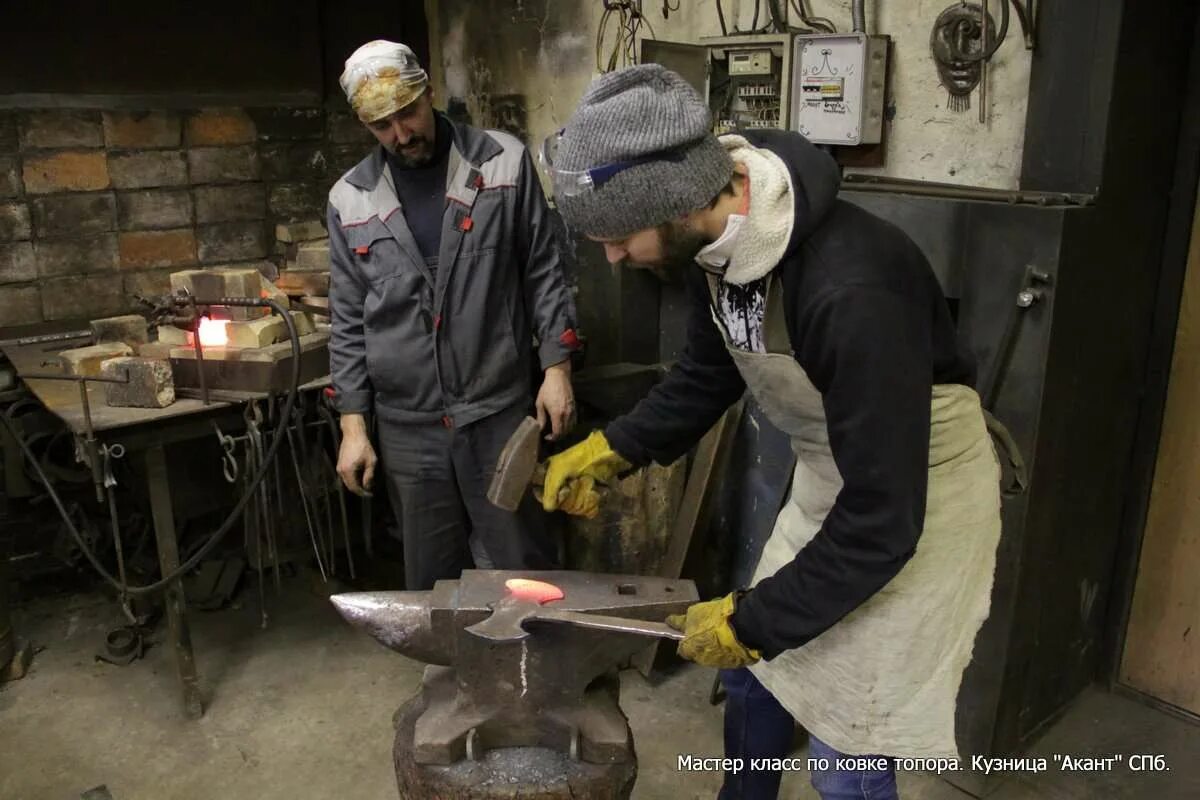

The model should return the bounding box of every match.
[331,570,696,765]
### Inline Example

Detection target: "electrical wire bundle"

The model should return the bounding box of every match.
[717,0,838,36]
[597,0,656,73]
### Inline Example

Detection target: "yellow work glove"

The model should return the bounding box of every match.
[542,430,631,517]
[666,593,761,669]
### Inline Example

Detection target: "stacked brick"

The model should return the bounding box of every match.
[0,107,372,326]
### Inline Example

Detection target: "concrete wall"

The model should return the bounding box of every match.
[0,107,373,325]
[428,0,1032,190]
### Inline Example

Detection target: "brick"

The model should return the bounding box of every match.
[327,111,373,144]
[261,143,329,181]
[259,271,290,309]
[0,242,36,283]
[136,341,175,359]
[290,310,315,336]
[35,235,118,277]
[58,342,133,376]
[186,109,256,146]
[0,285,41,325]
[117,189,193,230]
[301,295,328,312]
[275,269,329,297]
[107,150,187,189]
[268,182,325,221]
[187,146,260,183]
[171,266,268,321]
[102,111,181,149]
[170,266,263,298]
[0,157,19,197]
[0,203,31,241]
[42,275,127,321]
[118,229,196,270]
[275,220,326,243]
[23,151,110,194]
[102,356,175,408]
[122,268,174,301]
[226,315,285,348]
[194,184,265,224]
[20,110,103,149]
[294,240,330,271]
[30,192,116,237]
[249,108,324,141]
[155,325,191,346]
[0,112,17,154]
[90,314,149,346]
[197,222,267,262]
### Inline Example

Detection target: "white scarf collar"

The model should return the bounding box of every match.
[693,135,795,286]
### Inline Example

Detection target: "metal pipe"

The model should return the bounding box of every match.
[189,297,209,406]
[0,329,91,349]
[852,0,866,32]
[840,175,1095,206]
[980,0,989,123]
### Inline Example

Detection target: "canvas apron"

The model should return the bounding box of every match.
[707,273,1003,759]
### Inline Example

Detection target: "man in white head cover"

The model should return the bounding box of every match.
[328,41,579,590]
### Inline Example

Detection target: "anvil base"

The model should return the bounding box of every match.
[394,688,637,800]
[414,665,631,765]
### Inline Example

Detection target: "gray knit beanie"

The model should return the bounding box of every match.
[554,64,733,239]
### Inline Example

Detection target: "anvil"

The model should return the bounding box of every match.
[331,570,697,765]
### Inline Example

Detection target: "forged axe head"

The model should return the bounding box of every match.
[486,415,543,511]
[465,578,565,643]
[464,595,544,643]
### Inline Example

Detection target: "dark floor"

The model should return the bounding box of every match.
[1,578,1198,800]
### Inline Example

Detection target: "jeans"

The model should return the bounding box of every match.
[718,668,899,800]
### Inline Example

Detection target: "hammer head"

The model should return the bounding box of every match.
[486,415,543,511]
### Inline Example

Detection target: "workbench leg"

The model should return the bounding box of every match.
[144,444,205,719]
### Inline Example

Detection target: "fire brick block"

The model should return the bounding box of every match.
[102,356,175,408]
[227,315,286,348]
[90,314,149,347]
[58,342,133,377]
[169,267,269,320]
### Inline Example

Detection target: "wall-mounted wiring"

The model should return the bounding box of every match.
[597,0,656,73]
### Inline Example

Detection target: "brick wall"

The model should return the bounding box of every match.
[0,107,373,326]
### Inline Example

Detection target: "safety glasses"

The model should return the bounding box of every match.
[539,129,685,197]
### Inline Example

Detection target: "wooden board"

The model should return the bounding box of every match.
[631,401,744,677]
[1120,190,1200,714]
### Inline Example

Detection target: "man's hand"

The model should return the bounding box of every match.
[542,430,631,517]
[535,360,575,441]
[337,413,377,497]
[666,593,761,669]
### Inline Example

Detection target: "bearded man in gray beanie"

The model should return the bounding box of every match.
[540,64,1005,800]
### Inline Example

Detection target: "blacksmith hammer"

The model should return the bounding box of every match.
[465,578,684,643]
[486,416,547,511]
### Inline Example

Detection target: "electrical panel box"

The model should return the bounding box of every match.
[791,34,888,146]
[643,34,796,135]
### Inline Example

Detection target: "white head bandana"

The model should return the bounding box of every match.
[339,40,429,123]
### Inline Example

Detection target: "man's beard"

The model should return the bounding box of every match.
[629,221,707,277]
[387,137,435,168]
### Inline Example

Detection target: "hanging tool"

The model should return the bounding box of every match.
[318,390,355,580]
[286,406,328,582]
[100,443,136,625]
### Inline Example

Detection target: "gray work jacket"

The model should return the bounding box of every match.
[327,117,577,427]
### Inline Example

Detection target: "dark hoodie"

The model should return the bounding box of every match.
[605,130,975,659]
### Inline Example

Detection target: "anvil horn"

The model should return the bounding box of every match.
[330,591,452,665]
